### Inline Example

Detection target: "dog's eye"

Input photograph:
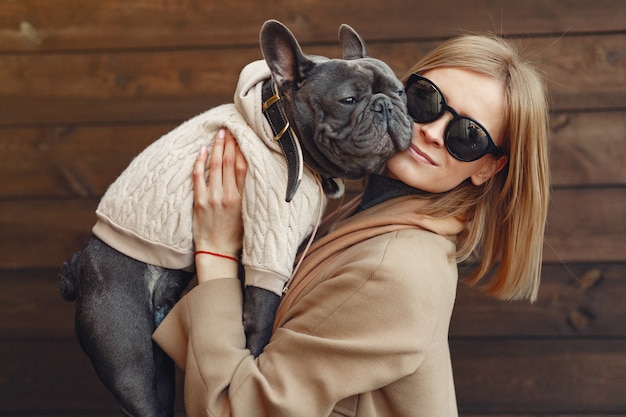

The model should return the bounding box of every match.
[396,90,404,97]
[340,97,357,105]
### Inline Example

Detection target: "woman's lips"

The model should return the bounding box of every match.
[407,144,436,165]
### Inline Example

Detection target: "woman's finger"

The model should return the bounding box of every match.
[208,128,226,188]
[221,130,240,194]
[219,129,247,194]
[192,146,208,200]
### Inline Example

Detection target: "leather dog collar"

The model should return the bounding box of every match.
[261,79,303,202]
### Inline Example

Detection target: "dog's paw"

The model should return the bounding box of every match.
[243,286,281,357]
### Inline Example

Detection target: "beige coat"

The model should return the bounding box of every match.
[153,194,463,417]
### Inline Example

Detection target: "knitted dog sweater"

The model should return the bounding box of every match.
[93,61,326,295]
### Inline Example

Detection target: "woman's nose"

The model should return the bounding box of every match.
[419,113,451,147]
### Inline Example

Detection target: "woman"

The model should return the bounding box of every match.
[153,33,550,416]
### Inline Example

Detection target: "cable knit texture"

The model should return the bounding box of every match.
[93,61,325,294]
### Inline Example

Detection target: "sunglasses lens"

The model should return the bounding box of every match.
[406,78,443,122]
[446,118,491,162]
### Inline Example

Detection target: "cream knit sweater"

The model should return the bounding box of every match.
[93,61,326,295]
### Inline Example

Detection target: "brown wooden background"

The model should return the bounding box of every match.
[1,1,625,416]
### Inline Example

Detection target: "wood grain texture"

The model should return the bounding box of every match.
[1,110,622,200]
[451,339,626,414]
[550,111,626,187]
[2,0,624,52]
[1,339,623,414]
[0,124,175,198]
[0,187,623,269]
[1,1,624,415]
[3,264,624,340]
[543,187,626,263]
[0,341,185,414]
[451,263,626,338]
[1,34,624,125]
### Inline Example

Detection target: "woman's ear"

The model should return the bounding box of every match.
[470,156,508,186]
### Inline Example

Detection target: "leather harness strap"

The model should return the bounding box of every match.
[261,79,304,202]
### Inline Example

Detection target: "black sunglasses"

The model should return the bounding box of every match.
[404,73,503,162]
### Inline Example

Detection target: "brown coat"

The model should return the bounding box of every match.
[153,194,463,416]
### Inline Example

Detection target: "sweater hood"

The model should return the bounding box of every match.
[233,60,280,153]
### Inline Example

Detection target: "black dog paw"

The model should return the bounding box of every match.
[243,286,281,357]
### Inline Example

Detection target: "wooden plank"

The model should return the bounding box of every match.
[550,111,626,187]
[0,48,259,125]
[0,341,119,413]
[0,199,97,269]
[451,340,626,414]
[544,187,626,263]
[1,339,623,414]
[533,34,626,112]
[0,341,184,414]
[1,34,623,126]
[1,110,623,200]
[0,187,623,269]
[0,269,76,339]
[451,263,626,338]
[1,0,624,52]
[3,263,624,340]
[0,124,175,198]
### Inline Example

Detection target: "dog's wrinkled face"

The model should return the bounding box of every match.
[261,21,413,180]
[291,57,412,178]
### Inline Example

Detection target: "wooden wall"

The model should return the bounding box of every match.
[1,1,625,415]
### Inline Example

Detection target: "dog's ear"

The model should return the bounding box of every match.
[260,20,314,88]
[339,24,369,60]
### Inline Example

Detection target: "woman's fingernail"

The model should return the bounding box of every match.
[199,146,207,155]
[217,128,226,139]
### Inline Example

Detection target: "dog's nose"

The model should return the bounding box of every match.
[371,95,394,117]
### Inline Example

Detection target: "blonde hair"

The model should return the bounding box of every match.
[404,34,551,301]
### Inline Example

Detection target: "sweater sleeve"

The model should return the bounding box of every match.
[153,229,458,417]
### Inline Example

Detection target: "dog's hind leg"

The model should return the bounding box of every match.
[152,266,194,414]
[71,237,188,417]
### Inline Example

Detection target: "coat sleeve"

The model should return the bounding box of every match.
[153,229,458,417]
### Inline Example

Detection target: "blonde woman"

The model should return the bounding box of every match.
[154,33,550,416]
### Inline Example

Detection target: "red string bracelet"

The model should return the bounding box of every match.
[194,250,239,263]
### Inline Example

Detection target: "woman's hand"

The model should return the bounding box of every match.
[192,128,247,283]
